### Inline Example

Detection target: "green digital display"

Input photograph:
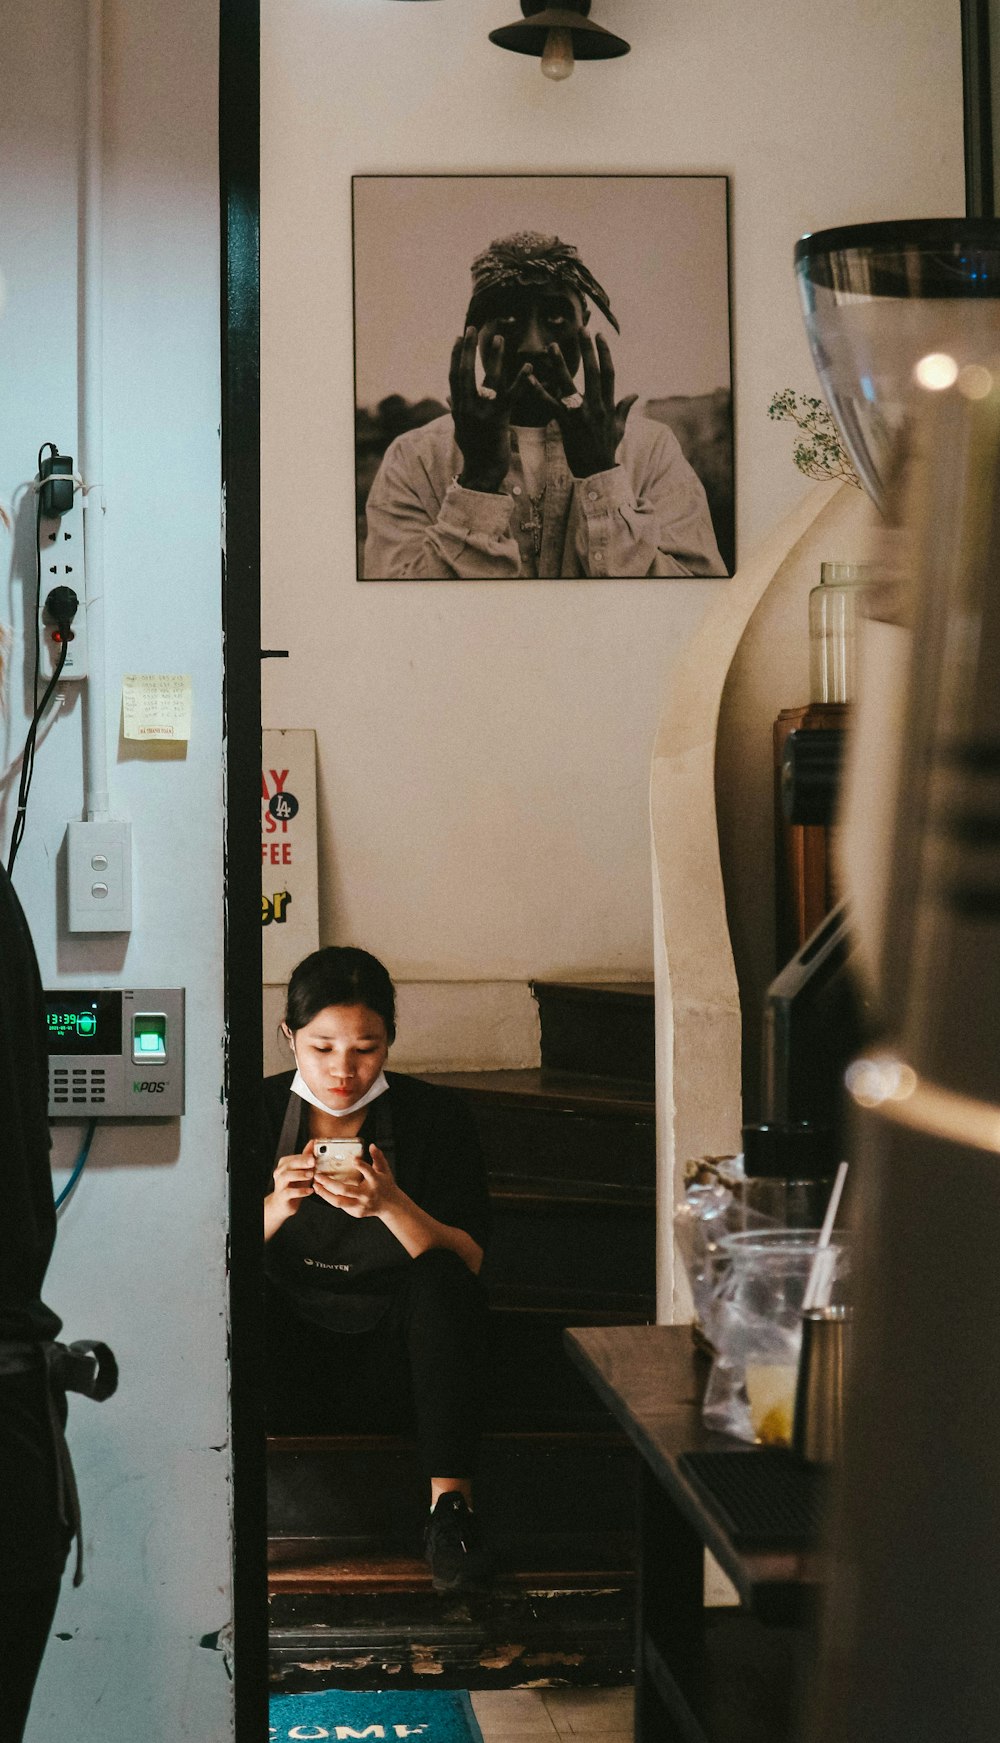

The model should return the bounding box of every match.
[43,991,122,1055]
[48,1010,97,1040]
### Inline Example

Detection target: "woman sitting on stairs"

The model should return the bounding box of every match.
[261,945,493,1593]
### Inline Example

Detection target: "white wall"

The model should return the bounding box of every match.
[0,3,231,1738]
[260,0,964,1067]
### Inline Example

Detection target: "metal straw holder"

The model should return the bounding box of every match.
[793,1305,853,1465]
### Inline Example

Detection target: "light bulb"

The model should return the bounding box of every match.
[914,351,959,392]
[541,27,574,80]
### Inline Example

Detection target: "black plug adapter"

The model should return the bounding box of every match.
[44,585,79,639]
[39,451,74,517]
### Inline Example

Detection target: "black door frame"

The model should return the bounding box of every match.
[221,0,267,1734]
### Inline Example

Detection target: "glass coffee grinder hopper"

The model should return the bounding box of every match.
[793,218,1000,1743]
[795,219,1000,510]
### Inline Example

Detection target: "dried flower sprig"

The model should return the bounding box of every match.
[768,388,862,490]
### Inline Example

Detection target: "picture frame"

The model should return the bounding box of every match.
[353,173,734,581]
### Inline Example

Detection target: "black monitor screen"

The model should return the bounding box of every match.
[762,904,870,1128]
[44,990,122,1055]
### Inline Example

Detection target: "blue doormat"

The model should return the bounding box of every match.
[269,1687,484,1742]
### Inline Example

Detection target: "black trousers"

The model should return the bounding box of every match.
[266,1248,489,1477]
[0,1368,70,1742]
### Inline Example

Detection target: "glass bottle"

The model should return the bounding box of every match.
[809,562,876,704]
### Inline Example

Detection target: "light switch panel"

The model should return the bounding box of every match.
[66,819,132,933]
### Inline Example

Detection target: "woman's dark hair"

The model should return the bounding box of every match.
[284,946,396,1043]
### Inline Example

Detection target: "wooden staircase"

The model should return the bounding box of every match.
[268,980,656,1692]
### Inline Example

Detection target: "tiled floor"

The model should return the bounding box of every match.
[471,1686,633,1742]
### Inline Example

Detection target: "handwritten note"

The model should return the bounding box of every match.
[122,674,192,742]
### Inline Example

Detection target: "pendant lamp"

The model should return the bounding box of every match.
[489,1,630,82]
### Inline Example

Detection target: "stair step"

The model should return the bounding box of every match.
[268,1537,633,1590]
[489,1286,653,1319]
[425,1067,654,1116]
[267,1430,637,1547]
[532,980,655,1085]
[488,1309,647,1431]
[483,1200,653,1300]
[423,1070,654,1195]
[269,1580,635,1692]
[489,1173,653,1211]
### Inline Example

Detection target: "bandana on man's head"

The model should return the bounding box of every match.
[468,231,620,334]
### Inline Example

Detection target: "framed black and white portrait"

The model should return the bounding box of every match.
[353,174,734,582]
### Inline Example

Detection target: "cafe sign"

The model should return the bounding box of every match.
[261,728,319,984]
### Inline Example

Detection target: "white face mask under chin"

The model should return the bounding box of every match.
[289,1065,389,1120]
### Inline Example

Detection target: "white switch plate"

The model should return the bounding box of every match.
[66,819,132,932]
[38,493,88,681]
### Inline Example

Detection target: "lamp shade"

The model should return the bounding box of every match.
[489,2,630,60]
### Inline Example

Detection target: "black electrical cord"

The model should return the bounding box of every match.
[6,643,70,876]
[6,446,73,878]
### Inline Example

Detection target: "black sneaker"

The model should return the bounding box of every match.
[423,1493,492,1594]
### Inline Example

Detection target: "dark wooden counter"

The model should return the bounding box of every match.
[565,1324,823,1743]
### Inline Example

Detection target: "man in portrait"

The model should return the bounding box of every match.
[361,231,726,580]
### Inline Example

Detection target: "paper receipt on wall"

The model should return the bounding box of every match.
[122,674,192,741]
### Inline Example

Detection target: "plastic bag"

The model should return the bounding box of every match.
[674,1158,786,1442]
[700,1258,807,1443]
[673,1155,782,1332]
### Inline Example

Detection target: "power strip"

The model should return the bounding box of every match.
[38,489,87,681]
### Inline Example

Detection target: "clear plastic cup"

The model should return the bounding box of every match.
[718,1229,847,1447]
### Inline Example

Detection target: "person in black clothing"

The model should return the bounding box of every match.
[0,863,71,1740]
[262,945,492,1592]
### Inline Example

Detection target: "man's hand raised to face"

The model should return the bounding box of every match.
[450,327,530,494]
[526,331,638,481]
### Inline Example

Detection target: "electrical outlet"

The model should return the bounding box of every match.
[38,490,87,681]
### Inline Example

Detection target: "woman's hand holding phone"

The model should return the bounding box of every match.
[264,1141,317,1241]
[311,1143,396,1219]
[263,1139,396,1238]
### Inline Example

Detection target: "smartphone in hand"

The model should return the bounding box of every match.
[313,1138,365,1185]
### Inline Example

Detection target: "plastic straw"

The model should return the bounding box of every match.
[802,1160,849,1312]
